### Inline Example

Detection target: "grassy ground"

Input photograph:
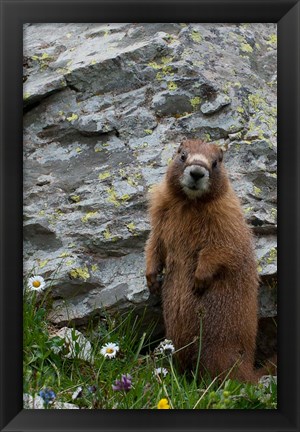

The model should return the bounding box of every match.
[23,280,277,410]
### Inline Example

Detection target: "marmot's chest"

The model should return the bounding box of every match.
[161,207,205,257]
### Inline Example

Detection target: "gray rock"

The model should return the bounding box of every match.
[23,393,45,409]
[50,327,94,362]
[53,402,80,409]
[200,94,231,115]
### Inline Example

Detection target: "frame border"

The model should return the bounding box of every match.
[1,1,299,431]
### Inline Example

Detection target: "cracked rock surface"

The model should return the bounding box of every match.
[23,23,277,347]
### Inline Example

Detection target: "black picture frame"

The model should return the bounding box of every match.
[1,0,299,431]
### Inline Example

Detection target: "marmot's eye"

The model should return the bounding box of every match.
[212,160,217,169]
[180,151,187,162]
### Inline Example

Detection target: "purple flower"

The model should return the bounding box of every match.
[39,388,56,405]
[112,374,132,392]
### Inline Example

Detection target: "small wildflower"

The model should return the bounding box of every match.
[39,388,56,405]
[155,339,175,356]
[112,374,132,392]
[100,342,119,359]
[154,367,168,378]
[87,385,97,394]
[27,275,46,292]
[72,386,83,400]
[157,398,170,409]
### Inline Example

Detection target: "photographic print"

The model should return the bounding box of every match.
[23,22,277,410]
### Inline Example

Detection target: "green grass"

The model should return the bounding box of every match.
[23,283,277,410]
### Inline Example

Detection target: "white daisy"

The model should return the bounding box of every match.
[27,275,46,292]
[154,367,168,378]
[100,342,119,359]
[157,339,175,356]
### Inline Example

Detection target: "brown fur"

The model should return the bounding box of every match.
[145,139,276,383]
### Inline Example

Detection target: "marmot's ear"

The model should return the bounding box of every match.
[219,143,228,162]
[178,136,188,152]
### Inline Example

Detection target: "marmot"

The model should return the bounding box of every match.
[145,139,274,383]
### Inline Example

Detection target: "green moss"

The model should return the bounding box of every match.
[81,211,98,223]
[107,187,120,207]
[126,222,136,233]
[23,92,30,100]
[270,248,277,259]
[156,71,163,81]
[59,252,69,258]
[240,43,253,53]
[222,83,231,95]
[70,195,80,203]
[98,172,111,181]
[243,206,254,214]
[103,228,111,240]
[66,113,78,122]
[144,129,153,135]
[127,177,137,187]
[266,34,277,45]
[248,94,266,111]
[167,81,178,91]
[94,144,103,153]
[161,56,173,64]
[148,57,173,71]
[32,52,52,68]
[75,147,82,153]
[253,186,262,196]
[39,260,49,269]
[69,266,90,281]
[237,106,244,113]
[190,97,201,110]
[148,61,161,70]
[91,264,98,272]
[271,208,277,219]
[121,194,130,202]
[191,30,202,43]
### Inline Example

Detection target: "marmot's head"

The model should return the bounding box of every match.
[167,139,228,200]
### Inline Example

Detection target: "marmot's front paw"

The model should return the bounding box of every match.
[193,275,212,296]
[146,273,162,295]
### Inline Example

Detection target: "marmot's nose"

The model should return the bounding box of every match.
[190,166,206,181]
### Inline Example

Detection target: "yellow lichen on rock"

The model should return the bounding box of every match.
[81,211,98,223]
[69,266,90,281]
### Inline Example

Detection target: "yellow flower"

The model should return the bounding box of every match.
[157,398,170,409]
